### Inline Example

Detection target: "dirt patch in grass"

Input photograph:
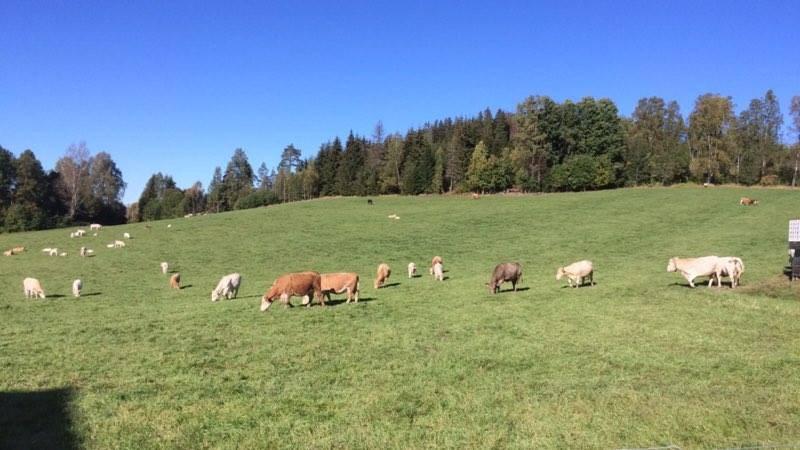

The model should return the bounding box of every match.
[740,275,800,300]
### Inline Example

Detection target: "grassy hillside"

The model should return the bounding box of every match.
[1,186,799,449]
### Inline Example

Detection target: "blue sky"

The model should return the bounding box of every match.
[1,0,798,203]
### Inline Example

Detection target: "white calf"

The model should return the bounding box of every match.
[72,279,82,297]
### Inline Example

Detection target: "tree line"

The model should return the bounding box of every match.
[3,91,800,230]
[0,142,126,232]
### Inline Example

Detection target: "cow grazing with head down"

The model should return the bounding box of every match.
[321,273,360,303]
[374,264,391,289]
[261,271,324,311]
[556,260,595,288]
[487,263,522,294]
[170,273,181,290]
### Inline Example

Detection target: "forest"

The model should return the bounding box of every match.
[2,91,800,230]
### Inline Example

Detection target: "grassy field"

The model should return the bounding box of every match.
[1,186,799,449]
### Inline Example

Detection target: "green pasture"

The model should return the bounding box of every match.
[1,186,799,449]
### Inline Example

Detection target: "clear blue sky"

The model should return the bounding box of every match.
[1,0,798,203]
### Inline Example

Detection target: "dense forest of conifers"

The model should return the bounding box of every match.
[2,91,800,231]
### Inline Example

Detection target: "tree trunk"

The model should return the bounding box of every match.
[736,155,741,184]
[792,154,798,188]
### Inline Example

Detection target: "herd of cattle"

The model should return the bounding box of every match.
[9,196,757,305]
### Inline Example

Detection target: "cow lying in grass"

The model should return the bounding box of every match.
[739,197,758,206]
[262,271,324,311]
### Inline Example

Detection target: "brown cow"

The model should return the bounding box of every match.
[471,193,480,200]
[739,197,758,206]
[170,273,181,290]
[429,256,443,275]
[487,262,522,294]
[321,273,360,303]
[374,263,391,289]
[261,271,323,311]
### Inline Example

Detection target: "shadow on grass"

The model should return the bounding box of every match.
[47,294,66,299]
[80,292,102,297]
[560,283,598,289]
[180,285,193,290]
[324,297,377,306]
[497,287,530,293]
[379,282,400,289]
[0,387,79,450]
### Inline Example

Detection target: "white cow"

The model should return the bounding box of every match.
[211,273,242,302]
[123,232,131,239]
[556,260,595,288]
[407,262,417,278]
[433,262,444,281]
[709,256,745,288]
[113,240,126,248]
[667,256,721,288]
[72,279,82,297]
[90,223,102,231]
[160,262,169,274]
[23,278,45,299]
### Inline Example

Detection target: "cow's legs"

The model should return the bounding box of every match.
[316,291,326,307]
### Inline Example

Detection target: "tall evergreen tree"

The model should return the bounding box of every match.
[317,139,342,196]
[278,144,302,173]
[7,150,50,230]
[222,148,254,209]
[336,132,366,195]
[0,146,16,223]
[511,96,550,190]
[207,166,224,213]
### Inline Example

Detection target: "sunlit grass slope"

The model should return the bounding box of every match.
[1,186,799,449]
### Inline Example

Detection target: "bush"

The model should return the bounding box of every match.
[4,203,47,232]
[235,190,280,210]
[548,155,617,192]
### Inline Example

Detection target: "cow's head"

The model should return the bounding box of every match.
[666,258,677,272]
[260,295,273,311]
[555,267,565,280]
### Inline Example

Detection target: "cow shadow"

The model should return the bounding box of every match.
[0,387,79,450]
[671,281,712,289]
[497,287,530,293]
[380,282,401,289]
[47,294,66,299]
[560,283,597,289]
[179,285,193,290]
[324,297,377,306]
[81,292,102,297]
